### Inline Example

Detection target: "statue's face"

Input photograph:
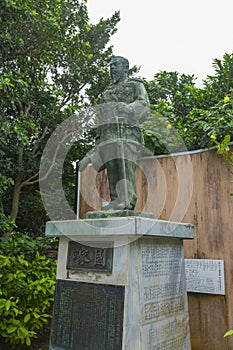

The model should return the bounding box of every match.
[110,58,125,83]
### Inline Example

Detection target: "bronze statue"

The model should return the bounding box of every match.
[79,56,150,210]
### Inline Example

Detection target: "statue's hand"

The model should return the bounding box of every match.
[116,102,134,118]
[79,156,91,172]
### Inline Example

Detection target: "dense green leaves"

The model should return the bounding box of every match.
[0,233,57,347]
[213,134,233,196]
[142,53,233,155]
[0,0,120,230]
[204,53,233,100]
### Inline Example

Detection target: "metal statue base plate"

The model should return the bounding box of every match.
[46,217,193,350]
[67,240,113,273]
[85,209,155,219]
[50,280,124,350]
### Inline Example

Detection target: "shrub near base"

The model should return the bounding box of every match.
[0,252,56,348]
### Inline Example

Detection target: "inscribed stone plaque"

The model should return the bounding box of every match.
[50,280,124,350]
[139,238,186,324]
[142,314,191,350]
[139,237,190,350]
[67,241,113,273]
[185,259,225,295]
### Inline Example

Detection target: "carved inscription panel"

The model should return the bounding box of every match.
[185,259,225,295]
[142,314,191,350]
[139,238,190,350]
[50,280,124,350]
[139,238,186,324]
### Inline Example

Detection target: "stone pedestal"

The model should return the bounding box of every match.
[46,217,194,350]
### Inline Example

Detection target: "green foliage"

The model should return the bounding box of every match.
[224,329,233,338]
[142,71,212,154]
[0,176,16,237]
[143,71,211,116]
[174,97,233,150]
[204,53,233,100]
[215,134,233,164]
[142,108,181,155]
[0,231,58,257]
[0,0,120,228]
[213,134,233,196]
[0,233,57,348]
[142,53,233,155]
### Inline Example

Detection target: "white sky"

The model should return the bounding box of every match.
[87,0,233,86]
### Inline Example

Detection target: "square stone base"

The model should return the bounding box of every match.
[46,217,193,350]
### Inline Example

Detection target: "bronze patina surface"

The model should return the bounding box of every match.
[79,56,150,212]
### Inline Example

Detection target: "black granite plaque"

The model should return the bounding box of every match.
[50,280,124,350]
[67,241,113,273]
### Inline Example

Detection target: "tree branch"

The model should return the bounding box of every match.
[38,129,74,183]
[60,82,87,108]
[32,126,48,156]
[20,171,40,187]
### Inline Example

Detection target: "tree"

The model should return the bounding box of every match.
[0,0,120,233]
[142,53,233,155]
[143,71,211,116]
[204,52,233,100]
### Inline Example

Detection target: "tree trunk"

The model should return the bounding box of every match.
[10,174,23,220]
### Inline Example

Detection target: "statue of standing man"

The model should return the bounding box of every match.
[79,56,150,211]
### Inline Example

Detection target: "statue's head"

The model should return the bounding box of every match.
[110,56,129,84]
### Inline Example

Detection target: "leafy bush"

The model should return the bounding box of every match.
[175,97,233,149]
[0,231,58,257]
[0,233,57,348]
[214,134,233,168]
[143,97,233,155]
[142,108,182,155]
[214,134,233,196]
[143,53,233,155]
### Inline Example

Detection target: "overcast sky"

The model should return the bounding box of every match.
[87,0,233,86]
